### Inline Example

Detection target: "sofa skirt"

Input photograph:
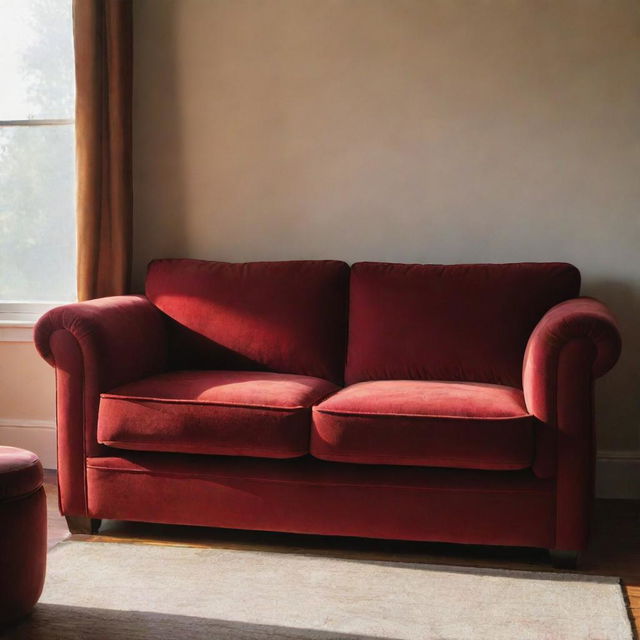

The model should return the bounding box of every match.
[85,453,555,549]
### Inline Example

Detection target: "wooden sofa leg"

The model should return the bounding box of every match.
[550,550,580,569]
[65,516,102,535]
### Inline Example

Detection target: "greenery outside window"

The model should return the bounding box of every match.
[0,0,75,329]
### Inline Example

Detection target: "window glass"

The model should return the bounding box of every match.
[0,125,75,301]
[0,0,76,303]
[0,0,74,120]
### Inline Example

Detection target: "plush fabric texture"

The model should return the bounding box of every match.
[0,447,43,501]
[34,295,168,390]
[346,262,581,386]
[98,370,339,458]
[522,298,621,479]
[86,452,555,548]
[33,260,622,556]
[311,381,536,470]
[34,295,168,515]
[146,259,350,384]
[0,448,46,625]
[554,339,597,551]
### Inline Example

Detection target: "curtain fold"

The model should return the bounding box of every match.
[73,0,133,301]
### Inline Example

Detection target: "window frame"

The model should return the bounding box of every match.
[0,1,77,338]
[0,301,64,341]
[0,117,76,333]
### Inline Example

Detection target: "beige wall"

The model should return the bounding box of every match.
[0,340,56,467]
[132,0,640,453]
[0,341,54,420]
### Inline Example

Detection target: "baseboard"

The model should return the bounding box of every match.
[0,419,637,498]
[595,450,640,499]
[0,418,56,468]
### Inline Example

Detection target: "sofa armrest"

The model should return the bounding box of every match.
[35,295,168,389]
[34,295,168,516]
[523,297,621,425]
[523,297,620,549]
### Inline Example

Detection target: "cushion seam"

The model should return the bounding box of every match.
[313,407,533,420]
[0,484,44,504]
[100,394,319,412]
[0,458,41,475]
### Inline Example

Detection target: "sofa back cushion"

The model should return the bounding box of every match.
[346,262,581,387]
[146,259,350,384]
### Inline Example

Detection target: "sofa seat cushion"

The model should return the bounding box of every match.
[98,370,339,458]
[311,380,536,470]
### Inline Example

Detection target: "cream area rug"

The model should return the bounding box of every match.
[5,540,633,640]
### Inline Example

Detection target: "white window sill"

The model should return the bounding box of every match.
[0,302,69,343]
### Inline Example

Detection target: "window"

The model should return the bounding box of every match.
[0,0,75,324]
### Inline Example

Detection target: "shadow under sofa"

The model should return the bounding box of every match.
[34,259,621,567]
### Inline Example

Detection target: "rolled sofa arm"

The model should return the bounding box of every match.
[523,297,621,424]
[523,296,621,495]
[35,295,168,390]
[34,295,168,516]
[523,298,621,551]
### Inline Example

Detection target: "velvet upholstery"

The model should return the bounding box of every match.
[98,370,339,457]
[146,259,349,384]
[0,447,43,501]
[0,448,46,625]
[522,298,621,479]
[34,259,621,556]
[34,294,168,389]
[554,339,597,551]
[34,295,168,516]
[346,262,581,386]
[312,381,536,469]
[86,452,555,549]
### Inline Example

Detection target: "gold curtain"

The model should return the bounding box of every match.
[73,0,132,301]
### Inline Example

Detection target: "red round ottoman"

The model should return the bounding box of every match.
[0,447,47,625]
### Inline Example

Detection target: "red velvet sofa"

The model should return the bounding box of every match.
[34,260,621,565]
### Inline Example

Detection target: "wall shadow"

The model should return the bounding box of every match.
[582,277,640,453]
